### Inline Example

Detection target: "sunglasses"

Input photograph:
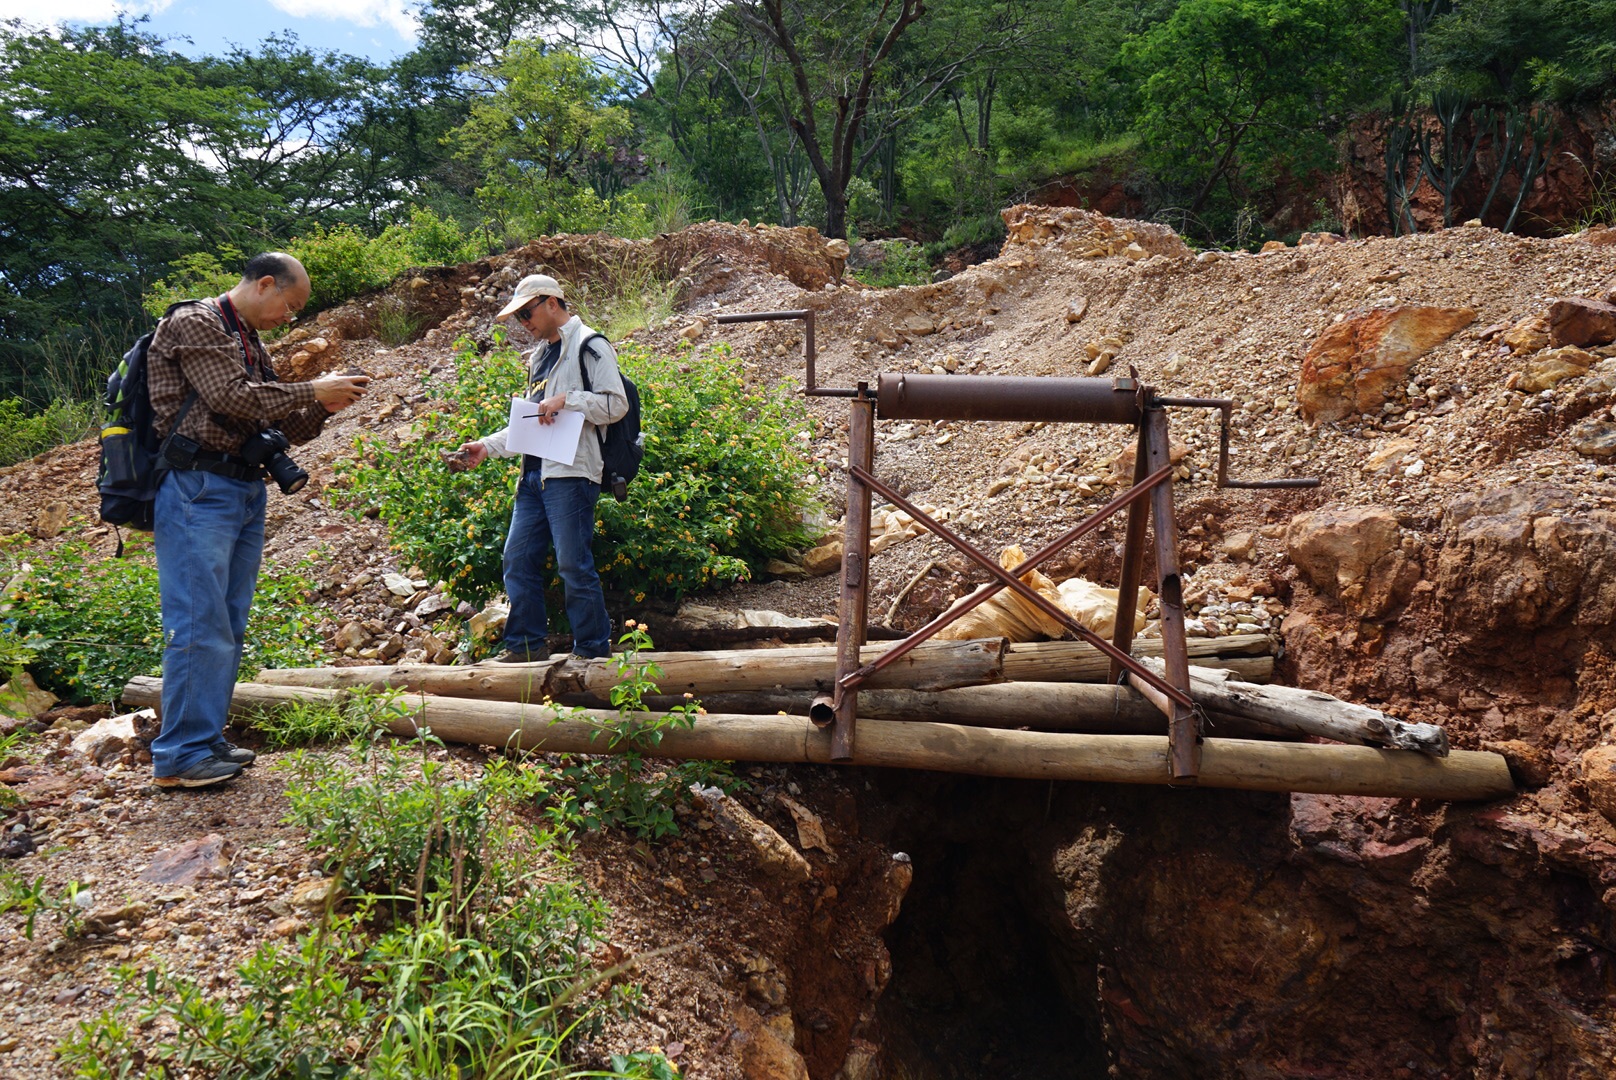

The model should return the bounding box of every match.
[514,297,550,323]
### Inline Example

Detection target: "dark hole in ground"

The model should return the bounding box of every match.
[865,774,1108,1079]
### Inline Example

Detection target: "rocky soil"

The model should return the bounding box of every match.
[4,208,1616,1077]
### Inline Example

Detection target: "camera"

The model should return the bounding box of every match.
[240,429,308,495]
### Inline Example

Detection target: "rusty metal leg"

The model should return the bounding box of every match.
[1110,421,1151,681]
[1145,408,1199,780]
[831,387,876,761]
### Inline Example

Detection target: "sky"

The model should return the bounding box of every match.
[0,0,420,61]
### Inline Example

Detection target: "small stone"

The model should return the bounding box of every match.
[139,835,232,885]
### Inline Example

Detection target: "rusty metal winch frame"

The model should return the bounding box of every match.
[715,310,1318,782]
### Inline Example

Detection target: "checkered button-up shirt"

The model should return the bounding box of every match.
[148,298,327,454]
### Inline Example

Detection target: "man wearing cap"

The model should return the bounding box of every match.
[459,274,628,661]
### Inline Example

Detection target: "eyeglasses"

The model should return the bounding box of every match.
[514,298,547,323]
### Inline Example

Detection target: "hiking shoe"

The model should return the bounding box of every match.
[153,756,243,789]
[492,648,543,664]
[210,740,257,766]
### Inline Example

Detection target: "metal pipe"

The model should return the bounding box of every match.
[844,466,1195,710]
[1145,409,1200,780]
[840,464,1174,690]
[809,694,836,727]
[1111,420,1152,681]
[876,373,1146,424]
[712,309,852,396]
[829,389,876,760]
[1154,396,1320,489]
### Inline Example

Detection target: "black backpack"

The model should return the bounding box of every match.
[577,333,643,502]
[96,301,207,533]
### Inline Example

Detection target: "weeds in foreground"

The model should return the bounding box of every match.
[58,728,677,1079]
[252,686,414,749]
[536,621,739,840]
[0,869,87,940]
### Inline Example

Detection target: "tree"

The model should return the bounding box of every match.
[188,35,399,233]
[446,44,635,236]
[1419,0,1616,103]
[0,19,270,399]
[1124,0,1400,223]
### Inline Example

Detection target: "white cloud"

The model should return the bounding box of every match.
[0,0,171,21]
[267,0,417,41]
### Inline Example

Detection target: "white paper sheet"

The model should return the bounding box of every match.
[504,396,584,465]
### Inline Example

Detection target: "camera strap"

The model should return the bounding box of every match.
[217,296,275,383]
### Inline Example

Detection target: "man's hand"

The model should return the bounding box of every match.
[313,374,369,413]
[535,393,567,425]
[458,440,489,468]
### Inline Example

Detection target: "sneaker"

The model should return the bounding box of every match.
[210,740,257,766]
[491,648,544,664]
[153,756,243,789]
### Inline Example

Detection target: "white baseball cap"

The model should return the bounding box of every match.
[495,274,565,321]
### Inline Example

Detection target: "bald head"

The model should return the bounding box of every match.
[230,251,310,332]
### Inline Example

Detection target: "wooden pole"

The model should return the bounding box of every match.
[1145,407,1199,780]
[253,635,1272,705]
[831,389,877,760]
[255,638,1007,701]
[121,678,1514,801]
[1003,633,1272,683]
[1142,660,1450,756]
[632,684,1286,739]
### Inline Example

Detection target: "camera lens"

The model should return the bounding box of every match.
[267,454,308,495]
[242,429,308,495]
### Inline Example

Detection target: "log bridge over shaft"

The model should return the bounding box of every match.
[122,315,1515,802]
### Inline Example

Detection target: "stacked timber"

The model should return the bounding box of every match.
[118,631,1510,801]
[119,677,1513,801]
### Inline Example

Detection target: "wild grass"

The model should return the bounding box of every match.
[569,251,681,339]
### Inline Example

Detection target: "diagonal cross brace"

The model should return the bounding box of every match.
[841,464,1194,710]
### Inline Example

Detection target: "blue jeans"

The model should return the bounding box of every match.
[503,474,611,658]
[151,469,265,775]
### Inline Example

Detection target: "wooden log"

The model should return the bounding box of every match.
[1003,633,1274,683]
[630,684,1285,739]
[253,634,1274,706]
[255,638,1007,701]
[121,678,1513,801]
[1141,659,1450,756]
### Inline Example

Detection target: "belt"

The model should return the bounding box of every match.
[174,449,265,483]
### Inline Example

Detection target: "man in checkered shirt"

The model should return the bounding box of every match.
[146,252,369,788]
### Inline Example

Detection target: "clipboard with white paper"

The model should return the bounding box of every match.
[505,397,585,465]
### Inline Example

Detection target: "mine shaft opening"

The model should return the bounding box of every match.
[866,773,1107,1079]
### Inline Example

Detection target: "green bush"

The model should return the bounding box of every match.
[0,533,324,704]
[142,247,246,319]
[0,396,97,466]
[143,207,483,321]
[338,335,820,607]
[850,240,933,289]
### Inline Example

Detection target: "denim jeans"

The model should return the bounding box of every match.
[502,474,611,658]
[151,469,266,775]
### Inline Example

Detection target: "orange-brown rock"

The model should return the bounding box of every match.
[1580,746,1616,825]
[1516,344,1597,392]
[1286,506,1419,619]
[1298,305,1475,423]
[1434,485,1616,631]
[1547,296,1616,348]
[1500,314,1551,355]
